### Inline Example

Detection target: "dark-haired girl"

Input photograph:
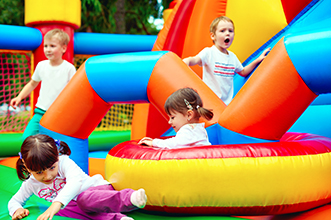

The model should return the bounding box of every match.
[139,87,214,149]
[8,134,147,220]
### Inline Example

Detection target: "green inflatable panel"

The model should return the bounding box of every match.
[0,165,244,220]
[0,133,23,157]
[0,130,131,157]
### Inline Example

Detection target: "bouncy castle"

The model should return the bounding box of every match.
[1,0,331,219]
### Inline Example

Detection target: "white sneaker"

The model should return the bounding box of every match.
[121,217,134,220]
[130,188,147,208]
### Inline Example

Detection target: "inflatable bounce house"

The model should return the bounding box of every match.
[0,0,156,175]
[1,0,331,219]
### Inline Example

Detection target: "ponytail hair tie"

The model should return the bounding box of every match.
[18,152,23,160]
[55,139,61,148]
[184,99,193,110]
[196,105,200,110]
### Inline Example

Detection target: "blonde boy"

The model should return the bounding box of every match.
[183,16,269,105]
[10,29,76,140]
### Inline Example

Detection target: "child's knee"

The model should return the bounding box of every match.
[76,192,90,211]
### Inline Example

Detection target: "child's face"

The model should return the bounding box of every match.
[28,161,59,185]
[43,35,66,65]
[211,20,234,54]
[167,110,190,132]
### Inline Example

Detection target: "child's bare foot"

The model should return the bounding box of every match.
[130,189,147,208]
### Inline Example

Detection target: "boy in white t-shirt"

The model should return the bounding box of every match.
[183,16,270,105]
[10,29,76,140]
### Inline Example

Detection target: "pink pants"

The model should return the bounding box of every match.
[57,184,137,220]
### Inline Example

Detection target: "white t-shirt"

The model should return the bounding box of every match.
[32,60,76,110]
[198,45,243,105]
[152,123,211,149]
[8,155,109,216]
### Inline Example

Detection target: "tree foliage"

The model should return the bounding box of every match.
[0,0,24,26]
[0,0,174,35]
[79,0,174,35]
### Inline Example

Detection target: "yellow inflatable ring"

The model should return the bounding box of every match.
[105,132,331,215]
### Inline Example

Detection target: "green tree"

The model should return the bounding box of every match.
[0,0,175,35]
[114,0,125,34]
[80,0,173,35]
[0,0,24,26]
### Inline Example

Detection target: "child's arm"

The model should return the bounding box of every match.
[11,208,29,220]
[183,55,202,66]
[37,202,62,220]
[237,48,270,77]
[8,181,34,219]
[10,80,39,109]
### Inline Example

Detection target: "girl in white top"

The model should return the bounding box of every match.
[8,134,147,220]
[138,87,214,149]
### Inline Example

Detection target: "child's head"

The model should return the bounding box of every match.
[210,16,234,35]
[164,88,213,132]
[44,29,70,46]
[43,29,70,63]
[16,134,71,181]
[209,16,235,53]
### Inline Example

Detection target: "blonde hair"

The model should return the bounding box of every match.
[209,16,234,34]
[44,29,70,46]
[164,88,213,121]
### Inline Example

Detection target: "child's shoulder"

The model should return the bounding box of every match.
[61,60,76,70]
[57,155,76,172]
[58,154,71,166]
[36,59,50,67]
[59,154,70,161]
[202,46,214,51]
[227,50,236,56]
[182,123,205,131]
[60,60,75,67]
[198,46,215,57]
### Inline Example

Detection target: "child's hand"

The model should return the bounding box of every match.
[138,137,153,147]
[37,202,62,220]
[258,48,271,62]
[182,58,190,65]
[10,97,21,110]
[12,208,29,220]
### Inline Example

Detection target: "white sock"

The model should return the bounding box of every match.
[121,217,134,220]
[130,188,147,208]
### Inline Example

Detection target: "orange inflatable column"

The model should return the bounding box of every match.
[131,0,184,140]
[147,52,225,127]
[40,63,111,139]
[132,0,227,139]
[219,38,317,140]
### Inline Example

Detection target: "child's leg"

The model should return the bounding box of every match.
[22,108,45,141]
[57,200,129,220]
[77,184,146,213]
